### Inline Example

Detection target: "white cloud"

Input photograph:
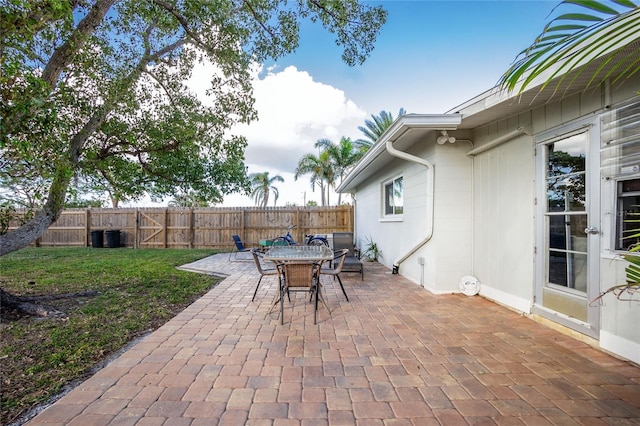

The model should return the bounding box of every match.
[187,63,366,207]
[235,65,366,173]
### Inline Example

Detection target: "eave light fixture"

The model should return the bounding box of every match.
[436,130,456,144]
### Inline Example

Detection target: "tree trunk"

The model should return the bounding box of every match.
[41,0,116,87]
[0,209,60,256]
[0,288,67,318]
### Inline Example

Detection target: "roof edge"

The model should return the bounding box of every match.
[337,114,462,193]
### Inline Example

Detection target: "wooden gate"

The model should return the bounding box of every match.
[137,210,166,248]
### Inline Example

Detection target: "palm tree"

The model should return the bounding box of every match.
[500,0,639,94]
[315,137,363,205]
[295,151,336,206]
[249,172,284,208]
[355,108,406,151]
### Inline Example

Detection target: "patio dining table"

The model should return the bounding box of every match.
[263,245,334,321]
[262,244,334,263]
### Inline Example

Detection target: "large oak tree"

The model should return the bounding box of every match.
[0,0,387,255]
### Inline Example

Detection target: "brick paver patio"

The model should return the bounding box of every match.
[26,253,640,425]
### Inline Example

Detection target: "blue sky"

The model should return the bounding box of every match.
[271,0,557,115]
[188,1,560,207]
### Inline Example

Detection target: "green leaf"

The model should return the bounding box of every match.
[564,0,621,15]
[611,0,638,9]
[546,24,590,31]
[554,12,606,22]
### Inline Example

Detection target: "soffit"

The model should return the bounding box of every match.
[451,39,640,129]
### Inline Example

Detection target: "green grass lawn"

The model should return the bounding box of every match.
[0,247,221,425]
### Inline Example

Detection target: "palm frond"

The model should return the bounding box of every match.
[500,1,640,95]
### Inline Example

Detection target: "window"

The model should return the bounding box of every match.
[601,100,640,178]
[603,101,640,251]
[616,178,640,251]
[384,176,403,216]
[544,133,588,291]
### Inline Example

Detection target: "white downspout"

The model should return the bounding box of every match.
[385,139,435,274]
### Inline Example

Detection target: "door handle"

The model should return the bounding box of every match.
[584,226,599,235]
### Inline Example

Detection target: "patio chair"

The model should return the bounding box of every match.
[251,249,279,301]
[332,232,363,280]
[277,261,323,324]
[319,248,350,301]
[229,234,253,261]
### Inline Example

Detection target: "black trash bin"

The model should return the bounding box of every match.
[105,230,121,248]
[90,230,104,248]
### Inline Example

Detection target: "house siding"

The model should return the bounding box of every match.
[431,142,473,293]
[354,154,431,284]
[471,133,534,311]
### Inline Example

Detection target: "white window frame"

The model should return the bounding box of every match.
[382,175,403,219]
[601,99,640,253]
[614,177,640,252]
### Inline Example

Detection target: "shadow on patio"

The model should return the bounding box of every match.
[27,253,640,424]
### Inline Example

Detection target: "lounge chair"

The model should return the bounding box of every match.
[332,232,363,280]
[229,234,253,261]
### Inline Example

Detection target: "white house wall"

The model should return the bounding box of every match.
[353,154,432,285]
[352,136,474,293]
[599,254,640,363]
[397,149,434,287]
[471,90,601,313]
[471,133,535,313]
[431,142,474,293]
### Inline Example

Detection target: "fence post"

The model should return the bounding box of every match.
[85,209,90,247]
[293,207,304,241]
[164,208,168,249]
[135,209,139,249]
[241,207,246,243]
[189,207,194,249]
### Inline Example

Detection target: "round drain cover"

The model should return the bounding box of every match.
[459,275,480,296]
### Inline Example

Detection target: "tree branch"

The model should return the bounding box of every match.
[241,0,279,41]
[41,0,116,88]
[151,0,209,51]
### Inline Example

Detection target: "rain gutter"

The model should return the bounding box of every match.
[382,114,462,274]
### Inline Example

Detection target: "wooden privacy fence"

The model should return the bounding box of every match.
[9,206,354,250]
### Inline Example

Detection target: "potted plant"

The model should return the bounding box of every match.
[361,236,381,262]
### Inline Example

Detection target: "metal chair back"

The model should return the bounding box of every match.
[251,249,278,301]
[319,249,349,301]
